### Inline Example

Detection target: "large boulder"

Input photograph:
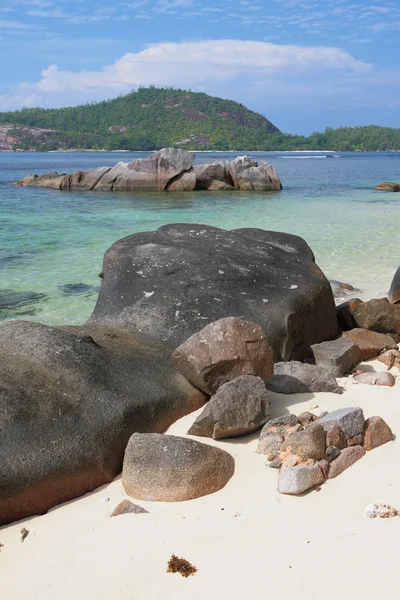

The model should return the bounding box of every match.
[342,328,397,360]
[89,224,338,361]
[349,298,400,334]
[187,375,271,440]
[0,321,206,526]
[172,317,273,395]
[388,267,400,304]
[227,156,282,190]
[193,161,234,190]
[122,433,235,501]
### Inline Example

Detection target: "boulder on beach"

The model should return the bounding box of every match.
[266,361,342,394]
[342,328,398,360]
[16,148,282,192]
[88,224,338,361]
[347,298,400,335]
[388,267,400,304]
[374,182,400,192]
[0,320,206,526]
[122,433,235,501]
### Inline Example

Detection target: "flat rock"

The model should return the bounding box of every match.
[363,416,394,451]
[388,266,400,304]
[280,424,326,460]
[278,464,325,495]
[328,446,365,479]
[172,317,274,395]
[353,371,396,387]
[342,328,398,360]
[317,407,364,440]
[0,321,206,526]
[188,375,270,440]
[266,361,342,394]
[110,500,149,516]
[311,337,361,377]
[88,224,338,361]
[122,433,235,502]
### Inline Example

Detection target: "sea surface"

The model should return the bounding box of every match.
[1,151,399,325]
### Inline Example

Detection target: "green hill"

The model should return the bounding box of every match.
[1,87,400,152]
[0,87,280,151]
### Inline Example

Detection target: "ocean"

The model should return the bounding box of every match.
[1,150,399,325]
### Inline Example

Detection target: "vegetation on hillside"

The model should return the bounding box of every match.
[0,87,399,152]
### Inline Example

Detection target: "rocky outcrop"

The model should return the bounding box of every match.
[89,224,338,361]
[15,148,282,192]
[187,375,271,440]
[172,318,274,395]
[0,321,206,526]
[374,182,400,191]
[122,433,235,501]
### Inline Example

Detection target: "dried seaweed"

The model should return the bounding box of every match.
[167,554,197,577]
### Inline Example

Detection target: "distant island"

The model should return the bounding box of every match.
[0,86,400,152]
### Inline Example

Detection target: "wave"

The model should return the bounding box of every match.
[280,155,341,159]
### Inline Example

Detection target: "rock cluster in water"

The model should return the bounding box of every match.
[15,148,282,192]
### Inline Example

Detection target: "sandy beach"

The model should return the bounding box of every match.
[1,353,399,600]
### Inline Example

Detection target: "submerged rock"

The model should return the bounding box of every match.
[88,224,338,361]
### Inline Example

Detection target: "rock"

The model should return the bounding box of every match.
[269,457,282,469]
[388,267,400,304]
[264,414,299,428]
[188,375,270,439]
[256,431,284,456]
[166,171,197,191]
[0,321,206,526]
[342,328,397,360]
[329,280,358,300]
[311,336,361,377]
[377,349,400,369]
[350,298,400,335]
[70,166,112,190]
[325,423,347,449]
[16,171,71,190]
[277,464,325,495]
[297,412,317,426]
[325,446,341,462]
[172,317,273,395]
[328,446,365,479]
[266,361,342,394]
[95,148,195,191]
[318,407,364,441]
[362,416,394,451]
[193,161,234,190]
[110,500,148,516]
[336,298,363,331]
[227,156,282,191]
[89,224,338,361]
[347,433,363,446]
[374,182,400,192]
[280,424,326,460]
[353,371,396,387]
[122,433,235,502]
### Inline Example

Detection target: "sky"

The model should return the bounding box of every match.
[1,0,400,134]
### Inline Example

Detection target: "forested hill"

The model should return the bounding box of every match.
[0,87,280,151]
[0,87,400,151]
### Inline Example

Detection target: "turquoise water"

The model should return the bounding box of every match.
[1,151,399,324]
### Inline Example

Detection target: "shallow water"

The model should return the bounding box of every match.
[1,151,399,324]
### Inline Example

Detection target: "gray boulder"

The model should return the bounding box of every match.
[311,337,361,377]
[188,375,270,440]
[89,224,338,361]
[172,317,274,395]
[266,361,342,394]
[317,407,364,441]
[278,464,325,495]
[227,156,282,190]
[388,267,400,304]
[0,320,206,526]
[122,433,235,501]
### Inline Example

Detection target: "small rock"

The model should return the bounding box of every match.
[343,328,398,360]
[269,458,282,469]
[256,431,284,455]
[280,424,326,460]
[328,446,365,479]
[325,446,341,462]
[172,317,274,395]
[325,423,347,449]
[377,349,400,369]
[188,375,270,440]
[347,433,363,446]
[319,459,330,478]
[318,411,329,419]
[20,528,29,543]
[353,371,396,387]
[318,407,365,441]
[266,362,342,394]
[365,503,398,518]
[110,500,149,517]
[363,416,394,451]
[278,464,325,495]
[311,337,361,377]
[280,453,301,470]
[264,414,299,428]
[298,411,317,426]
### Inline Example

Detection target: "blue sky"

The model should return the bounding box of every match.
[1,0,400,134]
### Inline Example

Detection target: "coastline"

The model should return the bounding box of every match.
[2,352,399,600]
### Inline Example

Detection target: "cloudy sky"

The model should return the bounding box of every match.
[1,0,400,134]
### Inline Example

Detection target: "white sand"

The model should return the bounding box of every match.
[1,357,400,600]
